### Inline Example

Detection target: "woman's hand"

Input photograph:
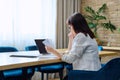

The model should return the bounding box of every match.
[68,32,74,40]
[45,46,55,53]
[45,46,61,58]
[67,32,74,51]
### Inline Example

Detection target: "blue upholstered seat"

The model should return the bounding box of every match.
[98,46,106,67]
[68,58,120,80]
[0,46,34,80]
[25,45,38,79]
[25,45,64,80]
[25,45,38,51]
[0,47,18,52]
[0,46,23,79]
[3,69,22,78]
[98,46,103,51]
[64,63,73,73]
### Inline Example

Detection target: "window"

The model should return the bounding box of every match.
[0,0,56,50]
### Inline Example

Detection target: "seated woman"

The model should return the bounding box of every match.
[45,12,101,80]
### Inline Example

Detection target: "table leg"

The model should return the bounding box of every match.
[22,67,35,80]
[0,71,5,80]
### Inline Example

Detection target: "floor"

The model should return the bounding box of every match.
[31,72,61,80]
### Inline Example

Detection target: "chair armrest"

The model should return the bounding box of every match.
[68,70,97,80]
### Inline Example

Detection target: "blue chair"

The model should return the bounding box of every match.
[0,47,18,52]
[98,46,103,51]
[98,46,106,67]
[25,45,64,80]
[0,71,4,80]
[25,45,38,51]
[25,45,38,79]
[0,46,23,80]
[68,58,120,80]
[0,46,34,80]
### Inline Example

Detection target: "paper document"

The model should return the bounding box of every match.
[42,39,54,48]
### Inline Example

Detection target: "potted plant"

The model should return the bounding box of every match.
[84,3,116,43]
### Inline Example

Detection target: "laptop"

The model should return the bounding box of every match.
[10,39,49,58]
[35,39,50,55]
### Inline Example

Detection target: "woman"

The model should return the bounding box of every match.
[45,12,101,79]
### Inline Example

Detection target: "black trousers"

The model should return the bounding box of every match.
[63,75,68,80]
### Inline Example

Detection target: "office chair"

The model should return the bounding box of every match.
[0,46,33,80]
[25,45,38,78]
[0,46,22,80]
[98,46,103,51]
[25,45,38,51]
[25,45,64,80]
[0,46,18,52]
[68,58,120,80]
[98,46,106,67]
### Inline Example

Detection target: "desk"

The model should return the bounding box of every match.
[57,49,118,57]
[0,49,118,79]
[103,46,120,51]
[99,51,118,57]
[0,51,61,71]
[0,50,62,79]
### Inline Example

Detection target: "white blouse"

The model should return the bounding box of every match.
[61,33,101,71]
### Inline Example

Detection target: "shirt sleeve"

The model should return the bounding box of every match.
[61,33,86,63]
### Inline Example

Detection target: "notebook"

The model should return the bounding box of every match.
[35,39,50,55]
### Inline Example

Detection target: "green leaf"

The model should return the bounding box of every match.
[97,3,107,14]
[84,6,96,16]
[95,15,106,20]
[101,21,116,32]
[84,3,117,37]
[84,15,94,21]
[88,22,97,29]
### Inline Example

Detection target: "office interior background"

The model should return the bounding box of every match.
[0,0,120,51]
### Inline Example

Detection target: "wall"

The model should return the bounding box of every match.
[81,0,120,47]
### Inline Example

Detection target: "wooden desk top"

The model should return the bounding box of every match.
[99,51,118,57]
[0,51,61,71]
[103,46,120,51]
[57,49,118,57]
[0,49,118,71]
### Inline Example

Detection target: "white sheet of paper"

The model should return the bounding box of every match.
[42,39,54,48]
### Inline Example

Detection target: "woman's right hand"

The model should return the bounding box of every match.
[45,46,61,58]
[67,32,74,51]
[68,32,74,40]
[45,46,55,53]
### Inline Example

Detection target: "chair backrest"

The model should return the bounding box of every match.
[25,45,38,51]
[0,46,18,52]
[98,58,120,80]
[68,58,120,80]
[98,46,103,51]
